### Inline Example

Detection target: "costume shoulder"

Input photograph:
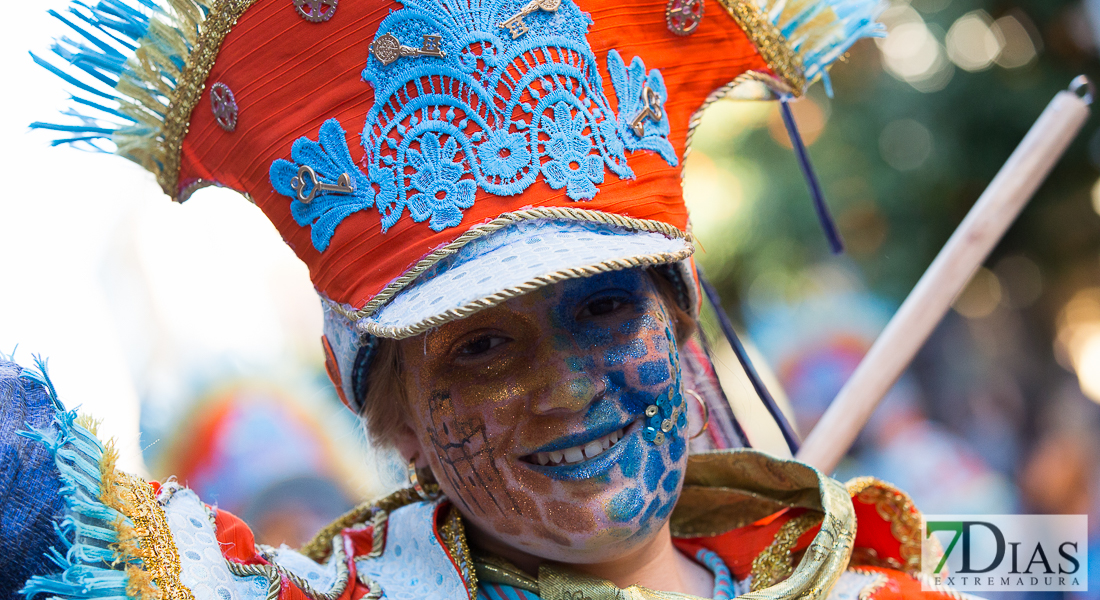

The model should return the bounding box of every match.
[671,450,984,600]
[0,357,478,600]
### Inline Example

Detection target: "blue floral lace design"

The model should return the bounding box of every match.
[607,49,678,167]
[269,0,676,252]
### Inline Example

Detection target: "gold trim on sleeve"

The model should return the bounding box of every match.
[750,511,824,591]
[845,477,923,575]
[100,446,195,600]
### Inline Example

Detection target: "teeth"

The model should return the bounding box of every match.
[531,427,627,466]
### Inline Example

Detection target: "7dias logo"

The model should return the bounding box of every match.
[921,515,1088,592]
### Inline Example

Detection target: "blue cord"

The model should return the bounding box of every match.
[780,96,844,255]
[698,268,801,456]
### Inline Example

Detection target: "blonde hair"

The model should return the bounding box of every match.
[357,269,695,448]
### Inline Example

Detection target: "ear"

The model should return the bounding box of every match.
[391,422,429,467]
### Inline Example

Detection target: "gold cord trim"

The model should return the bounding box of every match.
[845,477,923,575]
[300,488,423,562]
[715,0,806,95]
[750,511,824,591]
[228,536,350,600]
[325,207,690,322]
[161,0,258,199]
[100,441,195,600]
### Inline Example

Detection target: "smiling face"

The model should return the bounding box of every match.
[395,269,691,564]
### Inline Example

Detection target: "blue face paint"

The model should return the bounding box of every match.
[637,360,670,386]
[407,268,691,559]
[607,488,644,523]
[644,449,664,493]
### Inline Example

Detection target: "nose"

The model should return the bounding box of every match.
[530,369,606,415]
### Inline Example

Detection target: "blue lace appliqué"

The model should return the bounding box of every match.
[269,0,678,252]
[270,119,383,252]
[607,50,678,167]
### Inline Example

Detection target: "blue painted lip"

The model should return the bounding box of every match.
[525,419,634,455]
[522,419,643,481]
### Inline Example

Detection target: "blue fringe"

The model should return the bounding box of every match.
[17,359,136,600]
[762,0,885,96]
[30,0,174,152]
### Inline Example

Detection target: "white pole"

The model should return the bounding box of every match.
[797,78,1094,474]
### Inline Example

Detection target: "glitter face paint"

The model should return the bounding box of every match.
[397,270,689,564]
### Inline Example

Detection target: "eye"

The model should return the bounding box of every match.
[458,334,508,356]
[577,296,626,319]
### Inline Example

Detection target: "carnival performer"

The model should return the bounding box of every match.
[2,0,969,598]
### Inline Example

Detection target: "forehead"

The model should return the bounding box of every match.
[516,269,656,308]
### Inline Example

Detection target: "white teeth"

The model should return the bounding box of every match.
[531,427,627,466]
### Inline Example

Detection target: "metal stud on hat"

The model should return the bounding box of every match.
[666,0,704,36]
[209,82,238,132]
[293,0,337,23]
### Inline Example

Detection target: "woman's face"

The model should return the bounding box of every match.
[397,269,690,563]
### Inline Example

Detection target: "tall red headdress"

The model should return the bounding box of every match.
[35,0,881,409]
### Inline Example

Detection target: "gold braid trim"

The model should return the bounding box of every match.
[324,207,693,339]
[714,0,807,95]
[845,477,923,576]
[99,440,195,600]
[750,511,824,591]
[300,488,424,562]
[229,536,351,600]
[162,0,258,200]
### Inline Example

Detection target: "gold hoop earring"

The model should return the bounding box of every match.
[685,389,710,440]
[408,459,441,501]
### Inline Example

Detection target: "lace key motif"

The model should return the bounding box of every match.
[499,0,562,39]
[270,0,678,252]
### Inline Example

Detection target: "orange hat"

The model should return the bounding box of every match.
[35,0,881,410]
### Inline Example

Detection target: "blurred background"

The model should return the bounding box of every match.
[2,0,1100,595]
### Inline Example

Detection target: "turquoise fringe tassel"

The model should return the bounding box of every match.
[18,358,136,600]
[761,0,886,95]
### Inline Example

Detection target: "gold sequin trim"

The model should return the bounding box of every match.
[162,0,258,200]
[107,469,195,600]
[715,0,806,95]
[438,506,478,600]
[323,207,693,339]
[750,511,824,591]
[845,477,922,575]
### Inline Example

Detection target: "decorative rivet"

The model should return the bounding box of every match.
[370,33,446,66]
[666,0,704,36]
[293,0,337,23]
[209,82,238,132]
